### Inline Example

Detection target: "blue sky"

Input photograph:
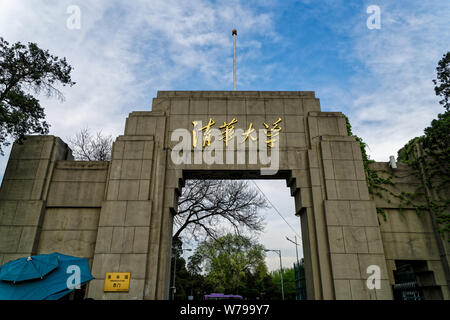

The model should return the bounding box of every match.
[1,0,449,270]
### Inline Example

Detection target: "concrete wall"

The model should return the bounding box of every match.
[369,162,450,299]
[0,136,72,265]
[0,141,108,269]
[0,91,447,300]
[37,161,108,266]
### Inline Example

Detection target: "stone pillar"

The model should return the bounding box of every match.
[300,111,393,300]
[320,135,393,299]
[0,136,71,265]
[87,110,172,300]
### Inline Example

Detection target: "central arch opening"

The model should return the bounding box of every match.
[168,170,307,300]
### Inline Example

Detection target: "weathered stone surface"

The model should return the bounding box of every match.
[327,226,345,253]
[343,226,369,254]
[334,279,351,300]
[0,92,447,301]
[42,208,100,230]
[37,230,97,258]
[381,232,440,260]
[47,182,106,207]
[330,253,361,279]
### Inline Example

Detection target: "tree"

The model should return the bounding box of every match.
[67,127,113,161]
[173,180,268,242]
[396,51,450,290]
[398,52,450,233]
[433,52,450,112]
[270,267,297,300]
[170,238,213,300]
[0,37,75,154]
[187,234,267,297]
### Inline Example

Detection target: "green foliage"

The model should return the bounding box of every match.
[433,52,450,112]
[398,111,450,233]
[344,52,450,235]
[345,115,395,221]
[269,267,297,300]
[172,255,212,300]
[346,112,449,232]
[0,37,75,154]
[170,238,213,300]
[187,234,268,298]
[396,52,450,233]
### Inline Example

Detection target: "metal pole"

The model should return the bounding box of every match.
[171,248,191,300]
[265,249,285,300]
[171,250,177,300]
[278,250,285,301]
[286,236,300,265]
[232,29,237,91]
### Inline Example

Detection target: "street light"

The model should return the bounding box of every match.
[171,247,192,301]
[286,235,301,265]
[286,236,303,300]
[264,249,285,300]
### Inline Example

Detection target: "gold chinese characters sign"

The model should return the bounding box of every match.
[192,117,282,148]
[104,272,130,292]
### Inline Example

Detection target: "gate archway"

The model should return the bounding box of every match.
[86,91,391,300]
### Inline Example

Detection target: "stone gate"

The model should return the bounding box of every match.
[1,91,448,299]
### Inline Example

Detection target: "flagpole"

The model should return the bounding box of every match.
[232,29,237,91]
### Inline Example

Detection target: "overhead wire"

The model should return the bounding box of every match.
[251,180,302,240]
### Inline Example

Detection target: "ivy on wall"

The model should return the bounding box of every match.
[342,52,450,236]
[344,116,394,221]
[344,113,449,235]
[397,111,450,233]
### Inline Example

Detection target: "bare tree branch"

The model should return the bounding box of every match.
[173,179,268,243]
[67,127,113,161]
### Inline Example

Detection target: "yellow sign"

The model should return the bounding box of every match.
[104,272,130,292]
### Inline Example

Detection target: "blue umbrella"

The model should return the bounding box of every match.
[0,253,94,300]
[0,254,59,282]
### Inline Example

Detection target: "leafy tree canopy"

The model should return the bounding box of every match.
[187,234,267,296]
[398,52,450,232]
[0,37,75,154]
[433,52,450,112]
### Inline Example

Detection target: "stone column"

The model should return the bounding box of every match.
[320,135,393,299]
[87,110,171,300]
[0,136,71,264]
[302,111,393,299]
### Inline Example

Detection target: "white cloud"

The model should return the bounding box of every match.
[346,1,450,161]
[0,0,277,176]
[2,0,447,273]
[1,0,293,271]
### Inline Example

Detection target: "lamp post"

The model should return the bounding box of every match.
[264,249,284,300]
[171,247,192,300]
[286,235,301,265]
[286,236,303,300]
